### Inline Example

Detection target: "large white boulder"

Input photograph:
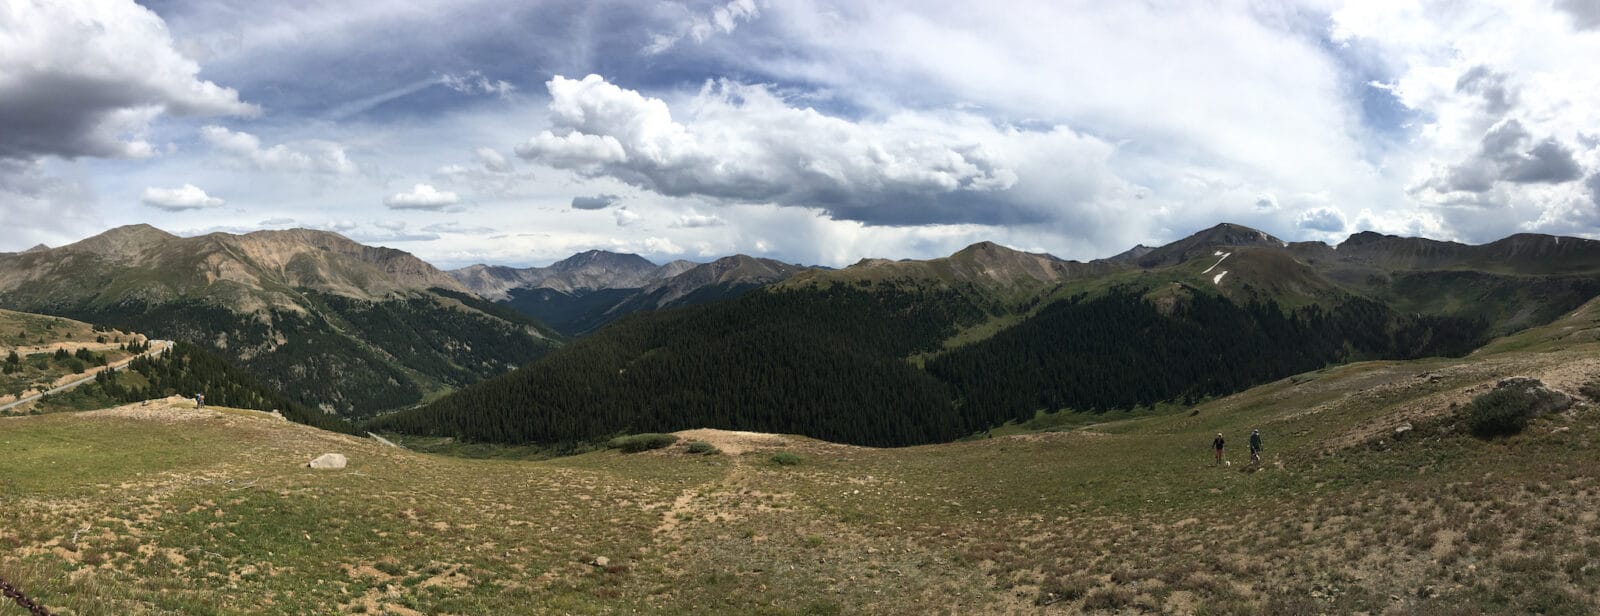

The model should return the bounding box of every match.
[308,453,347,469]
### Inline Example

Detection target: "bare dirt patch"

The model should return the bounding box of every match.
[671,429,793,456]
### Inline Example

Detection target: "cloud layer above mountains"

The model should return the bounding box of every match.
[2,0,1597,267]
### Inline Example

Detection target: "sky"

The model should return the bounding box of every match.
[2,0,1599,269]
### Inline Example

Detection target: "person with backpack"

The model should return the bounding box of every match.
[1249,429,1263,464]
[1213,433,1225,465]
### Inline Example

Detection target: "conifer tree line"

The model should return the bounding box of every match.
[41,290,556,416]
[369,284,1488,447]
[85,342,357,433]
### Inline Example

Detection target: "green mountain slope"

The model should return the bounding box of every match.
[376,225,1600,447]
[0,226,561,416]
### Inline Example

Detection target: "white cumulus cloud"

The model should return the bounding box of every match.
[515,74,1051,226]
[383,183,461,210]
[140,183,225,210]
[671,210,726,228]
[201,125,358,175]
[1297,206,1347,233]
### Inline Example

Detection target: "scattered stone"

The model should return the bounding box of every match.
[308,453,347,469]
[1394,423,1414,436]
[591,556,610,567]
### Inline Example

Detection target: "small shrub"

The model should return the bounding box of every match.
[770,452,803,466]
[1037,575,1092,604]
[1580,380,1600,402]
[684,441,719,455]
[607,433,679,453]
[1464,387,1540,438]
[1081,587,1134,611]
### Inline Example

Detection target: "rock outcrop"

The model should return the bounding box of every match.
[308,453,348,469]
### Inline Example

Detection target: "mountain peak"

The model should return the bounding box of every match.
[952,241,1061,262]
[551,249,656,272]
[22,243,49,253]
[63,223,178,260]
[1135,223,1284,268]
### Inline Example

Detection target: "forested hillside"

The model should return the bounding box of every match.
[40,341,356,433]
[371,282,988,446]
[62,291,557,416]
[370,282,1486,447]
[926,289,1485,424]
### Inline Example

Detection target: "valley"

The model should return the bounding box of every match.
[9,3,1596,614]
[5,222,1600,614]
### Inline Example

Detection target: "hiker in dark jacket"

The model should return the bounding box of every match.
[1249,429,1263,463]
[1213,433,1225,465]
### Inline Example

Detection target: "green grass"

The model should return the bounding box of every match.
[4,299,1600,614]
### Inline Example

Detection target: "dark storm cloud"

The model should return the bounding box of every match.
[1429,119,1583,193]
[1503,138,1583,184]
[1,0,255,161]
[571,194,622,210]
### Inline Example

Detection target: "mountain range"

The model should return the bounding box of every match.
[7,221,1600,440]
[451,251,811,336]
[0,225,558,416]
[374,222,1600,447]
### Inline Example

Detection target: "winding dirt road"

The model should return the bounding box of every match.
[0,340,172,413]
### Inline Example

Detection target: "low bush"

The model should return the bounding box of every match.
[1037,575,1092,604]
[769,452,803,466]
[1464,387,1541,438]
[1580,380,1600,402]
[1080,587,1134,611]
[607,433,679,453]
[684,441,719,455]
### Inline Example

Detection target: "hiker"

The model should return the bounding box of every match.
[195,393,204,409]
[1213,433,1225,465]
[1249,429,1263,463]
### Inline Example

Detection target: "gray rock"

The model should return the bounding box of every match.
[592,556,610,567]
[1394,423,1414,436]
[308,453,347,469]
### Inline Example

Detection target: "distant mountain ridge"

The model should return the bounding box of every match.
[462,250,815,336]
[0,225,559,416]
[451,250,676,301]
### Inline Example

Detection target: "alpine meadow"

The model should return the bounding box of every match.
[6,1,1600,615]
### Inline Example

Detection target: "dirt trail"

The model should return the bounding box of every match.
[650,429,809,537]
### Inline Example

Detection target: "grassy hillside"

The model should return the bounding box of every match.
[0,309,145,403]
[5,298,1600,613]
